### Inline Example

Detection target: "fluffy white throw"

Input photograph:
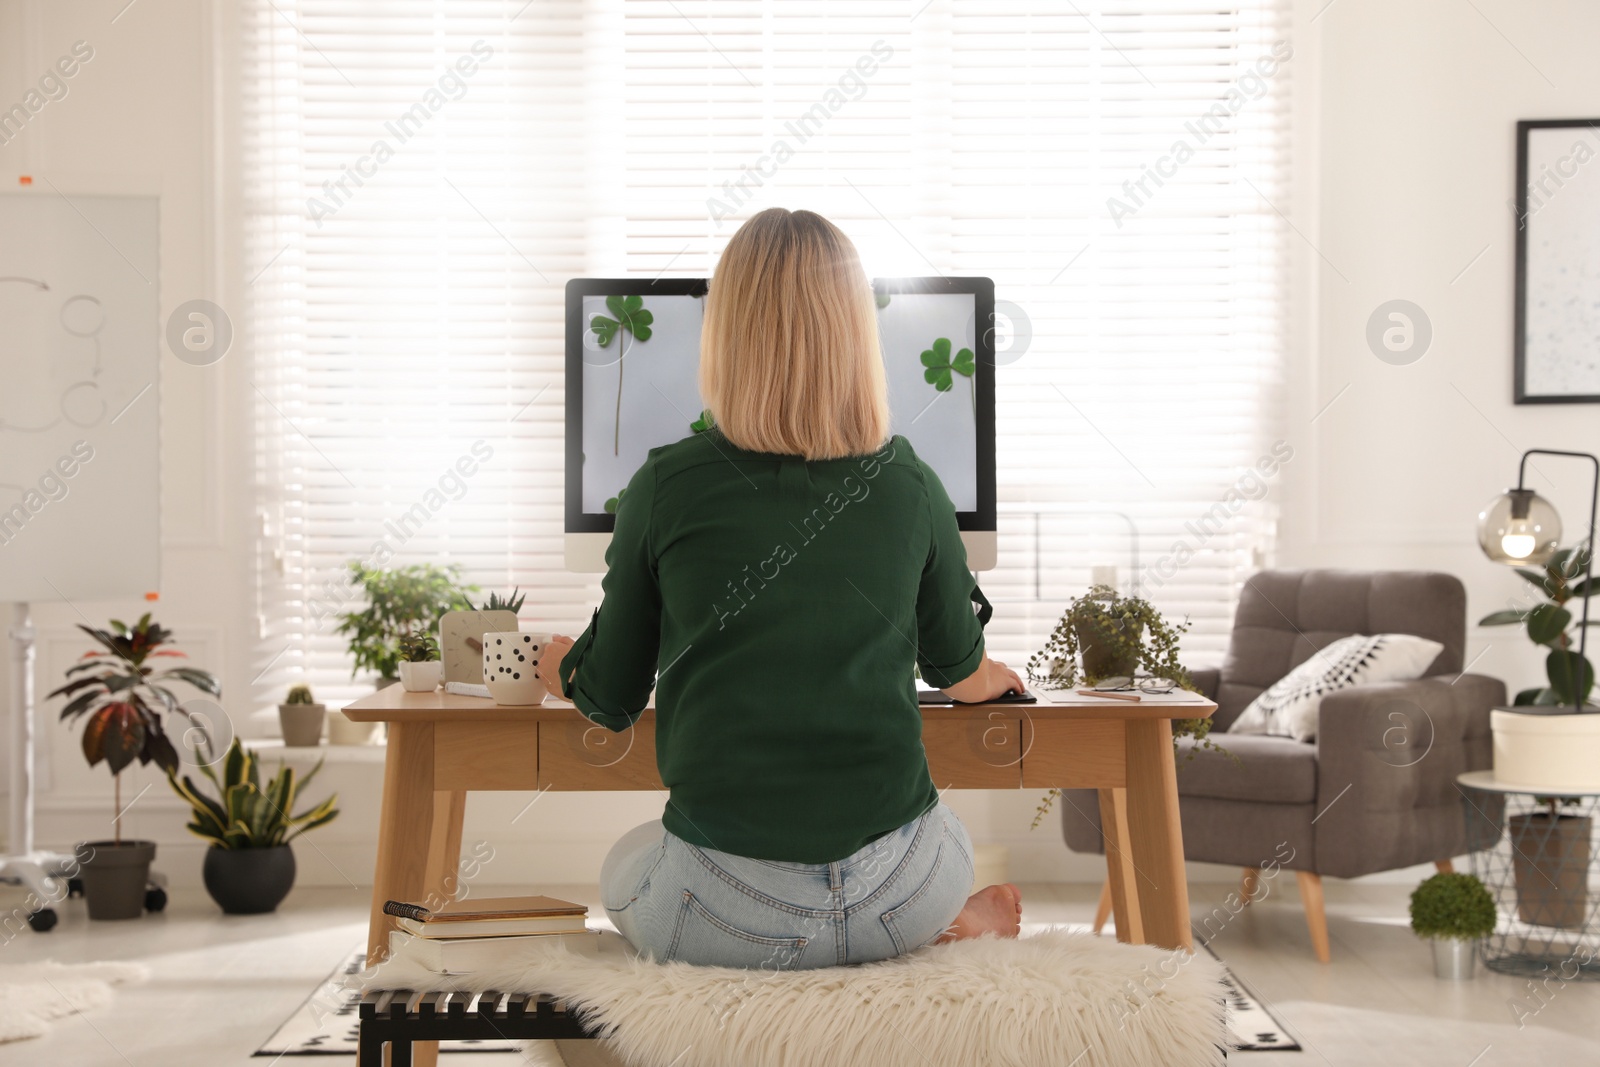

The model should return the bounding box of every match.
[368,928,1226,1067]
[0,960,149,1044]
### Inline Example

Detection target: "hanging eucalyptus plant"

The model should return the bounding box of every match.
[1026,585,1227,827]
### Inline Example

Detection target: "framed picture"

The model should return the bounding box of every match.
[1514,119,1600,403]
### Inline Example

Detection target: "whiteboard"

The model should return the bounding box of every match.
[0,193,160,602]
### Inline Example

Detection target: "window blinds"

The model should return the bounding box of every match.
[242,0,1290,705]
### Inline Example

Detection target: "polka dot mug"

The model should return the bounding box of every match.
[482,631,551,706]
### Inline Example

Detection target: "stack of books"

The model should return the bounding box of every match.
[383,894,603,974]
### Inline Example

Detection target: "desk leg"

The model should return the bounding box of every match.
[368,721,437,967]
[424,790,467,903]
[1097,787,1144,944]
[1124,718,1193,951]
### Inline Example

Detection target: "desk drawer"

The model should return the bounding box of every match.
[539,719,663,790]
[435,722,539,791]
[1020,719,1126,788]
[923,716,1023,789]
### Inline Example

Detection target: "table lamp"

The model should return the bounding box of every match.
[1475,448,1598,712]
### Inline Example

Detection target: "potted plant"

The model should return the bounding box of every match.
[1026,585,1225,826]
[1508,796,1590,928]
[278,684,325,747]
[1479,546,1598,789]
[167,739,339,914]
[49,614,221,920]
[397,633,443,692]
[1409,871,1497,979]
[334,562,476,687]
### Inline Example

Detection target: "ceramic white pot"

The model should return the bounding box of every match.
[1491,708,1600,790]
[328,710,382,746]
[483,631,550,706]
[398,660,443,692]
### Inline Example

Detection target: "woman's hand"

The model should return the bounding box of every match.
[537,635,576,697]
[939,655,1024,704]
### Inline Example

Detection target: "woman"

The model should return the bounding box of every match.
[536,208,1023,969]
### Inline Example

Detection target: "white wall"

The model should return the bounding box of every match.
[4,0,1596,899]
[1280,0,1600,699]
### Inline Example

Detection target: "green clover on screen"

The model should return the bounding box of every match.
[590,294,653,347]
[920,337,974,392]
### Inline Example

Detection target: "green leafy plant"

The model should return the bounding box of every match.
[1478,545,1596,708]
[468,588,526,614]
[1027,586,1223,828]
[1409,872,1497,941]
[335,563,475,682]
[690,409,716,434]
[604,486,627,514]
[284,685,316,705]
[921,337,976,416]
[398,633,439,663]
[49,614,222,844]
[167,739,338,850]
[590,294,654,454]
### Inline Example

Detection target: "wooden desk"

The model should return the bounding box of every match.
[346,687,1212,1064]
[346,686,1213,955]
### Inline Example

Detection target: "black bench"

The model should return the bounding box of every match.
[359,989,600,1065]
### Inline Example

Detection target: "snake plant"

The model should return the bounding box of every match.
[167,739,339,850]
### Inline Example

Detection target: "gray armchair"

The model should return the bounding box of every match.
[1061,570,1505,961]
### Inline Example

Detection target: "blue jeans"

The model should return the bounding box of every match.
[599,803,974,969]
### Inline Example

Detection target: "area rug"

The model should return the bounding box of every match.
[261,929,1299,1061]
[0,960,149,1043]
[1199,943,1301,1052]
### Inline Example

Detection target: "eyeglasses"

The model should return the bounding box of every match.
[1089,675,1178,694]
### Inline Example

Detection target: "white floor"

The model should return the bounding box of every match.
[0,879,1595,1066]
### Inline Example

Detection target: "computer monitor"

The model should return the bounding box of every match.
[564,276,996,571]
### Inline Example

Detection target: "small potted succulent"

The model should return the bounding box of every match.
[277,684,326,747]
[397,633,443,692]
[168,739,339,914]
[50,614,220,920]
[1409,871,1497,979]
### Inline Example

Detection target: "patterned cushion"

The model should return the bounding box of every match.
[1228,633,1444,742]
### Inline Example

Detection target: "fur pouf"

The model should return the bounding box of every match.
[0,960,149,1044]
[367,928,1227,1067]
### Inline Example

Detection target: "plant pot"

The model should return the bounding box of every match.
[1429,937,1478,980]
[1491,708,1600,790]
[398,660,443,692]
[1074,615,1143,680]
[202,845,297,914]
[278,702,327,747]
[1509,812,1591,928]
[328,709,382,746]
[78,840,156,921]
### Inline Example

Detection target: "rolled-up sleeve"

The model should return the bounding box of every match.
[560,460,661,730]
[913,457,987,689]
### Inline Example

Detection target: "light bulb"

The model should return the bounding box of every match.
[1500,529,1537,560]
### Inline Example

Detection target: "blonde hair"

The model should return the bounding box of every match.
[699,209,890,460]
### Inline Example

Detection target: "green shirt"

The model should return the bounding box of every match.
[561,431,988,864]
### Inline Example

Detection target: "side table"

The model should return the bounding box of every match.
[1456,770,1600,979]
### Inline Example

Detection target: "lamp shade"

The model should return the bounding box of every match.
[1476,489,1562,565]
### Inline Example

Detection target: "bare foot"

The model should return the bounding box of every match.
[936,883,1023,943]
